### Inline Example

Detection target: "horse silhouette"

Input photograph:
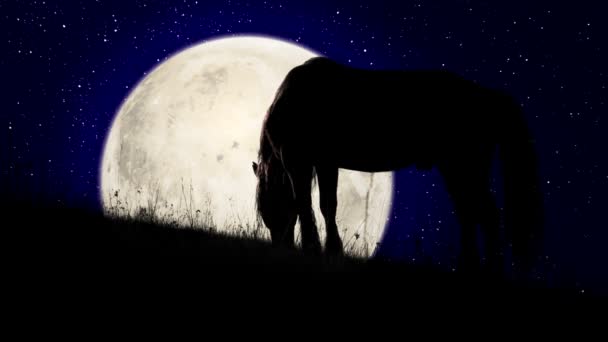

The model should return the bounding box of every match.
[252,57,542,274]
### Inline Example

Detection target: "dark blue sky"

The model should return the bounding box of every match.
[1,0,606,294]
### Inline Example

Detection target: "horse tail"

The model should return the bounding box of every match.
[497,93,544,273]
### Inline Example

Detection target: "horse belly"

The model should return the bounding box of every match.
[313,128,417,172]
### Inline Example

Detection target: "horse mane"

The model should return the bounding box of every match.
[255,79,288,223]
[256,56,320,167]
[254,57,330,225]
[257,87,285,175]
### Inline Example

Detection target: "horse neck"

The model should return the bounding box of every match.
[258,123,271,157]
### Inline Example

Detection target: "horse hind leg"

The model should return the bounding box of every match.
[440,164,481,274]
[317,166,343,256]
[478,189,503,277]
[441,162,503,277]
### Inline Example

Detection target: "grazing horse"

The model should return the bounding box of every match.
[252,56,542,274]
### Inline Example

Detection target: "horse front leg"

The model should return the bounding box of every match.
[290,164,322,255]
[317,166,343,256]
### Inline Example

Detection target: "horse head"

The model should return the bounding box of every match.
[252,159,297,248]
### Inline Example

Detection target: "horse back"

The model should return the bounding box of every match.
[270,58,501,171]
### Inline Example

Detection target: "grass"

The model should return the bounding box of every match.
[103,184,376,258]
[3,198,604,312]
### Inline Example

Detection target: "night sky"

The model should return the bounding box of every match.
[2,1,606,295]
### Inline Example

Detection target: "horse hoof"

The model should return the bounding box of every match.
[457,258,481,277]
[325,244,344,258]
[325,248,344,260]
[302,243,322,256]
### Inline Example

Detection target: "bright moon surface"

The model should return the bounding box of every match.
[100,35,394,257]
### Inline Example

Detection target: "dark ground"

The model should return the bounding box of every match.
[2,200,604,318]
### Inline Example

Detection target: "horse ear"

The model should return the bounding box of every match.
[252,162,258,175]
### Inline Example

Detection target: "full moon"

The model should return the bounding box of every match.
[100,35,394,257]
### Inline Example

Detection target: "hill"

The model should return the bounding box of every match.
[2,201,603,313]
